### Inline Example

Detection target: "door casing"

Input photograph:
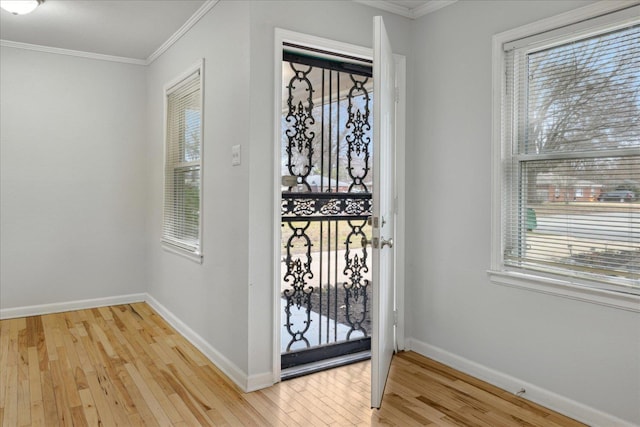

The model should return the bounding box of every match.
[272,27,406,384]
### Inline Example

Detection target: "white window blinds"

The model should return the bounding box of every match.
[163,68,203,256]
[503,20,639,293]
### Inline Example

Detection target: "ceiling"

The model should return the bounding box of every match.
[0,0,454,64]
[0,0,208,62]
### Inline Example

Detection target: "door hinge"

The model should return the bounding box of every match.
[393,309,398,326]
[394,87,400,103]
[361,236,379,248]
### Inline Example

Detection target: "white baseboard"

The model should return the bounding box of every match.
[0,293,147,320]
[246,371,275,392]
[144,293,253,393]
[1,292,271,393]
[406,338,637,427]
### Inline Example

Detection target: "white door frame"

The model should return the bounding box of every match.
[272,28,406,383]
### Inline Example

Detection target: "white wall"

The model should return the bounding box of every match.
[145,0,252,379]
[407,1,640,425]
[0,47,148,310]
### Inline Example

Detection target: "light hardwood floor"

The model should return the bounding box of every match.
[0,303,585,426]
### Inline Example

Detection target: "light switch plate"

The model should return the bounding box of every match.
[231,144,241,166]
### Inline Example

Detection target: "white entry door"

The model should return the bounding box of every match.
[371,15,396,409]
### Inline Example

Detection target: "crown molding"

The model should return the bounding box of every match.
[0,0,219,66]
[146,0,219,65]
[0,39,147,65]
[411,0,457,18]
[353,0,413,18]
[2,0,457,64]
[353,0,457,19]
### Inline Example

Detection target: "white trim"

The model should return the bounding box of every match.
[490,29,504,273]
[490,0,640,309]
[161,241,203,263]
[503,4,639,52]
[276,28,373,62]
[488,270,640,312]
[352,0,457,19]
[353,0,414,18]
[0,39,147,65]
[393,53,407,351]
[406,338,638,427]
[163,60,204,93]
[272,30,284,385]
[246,372,274,393]
[161,59,205,261]
[496,0,638,48]
[0,0,219,66]
[410,0,457,18]
[146,0,219,65]
[0,293,146,320]
[145,293,250,392]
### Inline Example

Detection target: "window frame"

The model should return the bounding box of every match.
[162,60,204,263]
[489,2,640,312]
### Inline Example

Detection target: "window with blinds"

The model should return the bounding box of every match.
[163,65,203,258]
[501,13,639,294]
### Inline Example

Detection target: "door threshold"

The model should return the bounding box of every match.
[281,351,371,381]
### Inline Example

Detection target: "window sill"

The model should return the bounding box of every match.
[161,240,203,264]
[487,270,640,313]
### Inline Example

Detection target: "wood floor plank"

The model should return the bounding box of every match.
[382,383,460,426]
[243,389,299,426]
[40,315,59,362]
[168,392,207,426]
[112,359,158,425]
[0,305,588,427]
[3,358,19,427]
[16,321,31,427]
[0,319,12,409]
[39,368,59,425]
[27,347,45,426]
[124,362,173,426]
[134,359,184,424]
[84,372,118,427]
[161,368,217,426]
[78,388,99,426]
[49,359,74,426]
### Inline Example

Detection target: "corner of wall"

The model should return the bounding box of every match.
[0,293,147,320]
[145,293,252,392]
[406,337,638,427]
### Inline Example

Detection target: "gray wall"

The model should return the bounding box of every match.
[0,47,148,308]
[407,1,639,424]
[145,0,253,376]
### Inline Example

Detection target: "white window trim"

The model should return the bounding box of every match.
[489,1,640,312]
[161,59,205,264]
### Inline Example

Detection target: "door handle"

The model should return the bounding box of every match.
[380,237,393,249]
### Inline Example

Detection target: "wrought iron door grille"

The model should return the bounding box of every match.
[280,51,374,370]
